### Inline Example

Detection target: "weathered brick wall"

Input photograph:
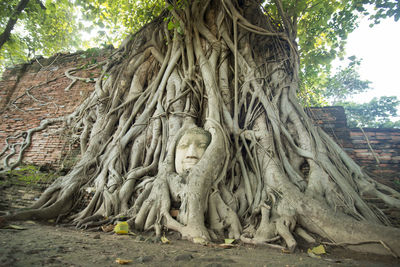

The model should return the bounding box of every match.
[0,52,399,191]
[308,107,400,191]
[0,49,112,167]
[349,128,400,189]
[306,106,353,149]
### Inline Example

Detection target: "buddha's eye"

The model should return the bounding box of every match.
[198,143,208,149]
[178,143,188,149]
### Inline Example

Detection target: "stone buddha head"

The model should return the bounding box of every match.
[175,127,211,174]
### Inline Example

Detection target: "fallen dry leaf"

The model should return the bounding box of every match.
[115,258,133,264]
[218,243,236,249]
[101,224,114,232]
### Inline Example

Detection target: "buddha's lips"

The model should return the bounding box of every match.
[183,157,199,164]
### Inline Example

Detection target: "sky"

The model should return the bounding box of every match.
[336,16,400,103]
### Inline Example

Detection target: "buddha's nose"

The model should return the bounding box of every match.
[187,144,198,158]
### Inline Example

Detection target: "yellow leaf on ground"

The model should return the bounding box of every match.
[224,238,235,244]
[114,221,129,235]
[6,224,26,230]
[161,235,170,244]
[115,258,133,264]
[309,245,326,255]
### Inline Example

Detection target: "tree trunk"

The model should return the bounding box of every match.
[3,0,400,257]
[0,0,31,50]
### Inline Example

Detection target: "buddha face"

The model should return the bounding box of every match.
[175,129,211,174]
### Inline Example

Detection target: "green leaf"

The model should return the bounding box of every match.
[168,20,175,30]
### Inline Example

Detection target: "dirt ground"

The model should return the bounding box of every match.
[0,173,399,267]
[0,219,399,267]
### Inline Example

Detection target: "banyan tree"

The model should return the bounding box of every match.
[3,0,400,256]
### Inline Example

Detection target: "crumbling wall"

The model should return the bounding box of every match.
[349,128,400,190]
[0,49,112,168]
[308,106,400,191]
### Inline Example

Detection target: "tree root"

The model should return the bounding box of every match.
[240,235,285,250]
[322,240,399,259]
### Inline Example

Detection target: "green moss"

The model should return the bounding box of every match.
[7,165,57,185]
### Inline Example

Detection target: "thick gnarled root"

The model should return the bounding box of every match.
[239,203,298,252]
[208,192,242,239]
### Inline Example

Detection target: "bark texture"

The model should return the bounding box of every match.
[3,0,400,257]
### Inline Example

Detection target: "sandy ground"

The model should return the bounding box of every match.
[0,219,399,267]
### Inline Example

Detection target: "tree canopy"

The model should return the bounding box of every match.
[0,0,82,69]
[1,1,399,129]
[339,96,400,128]
[1,0,399,74]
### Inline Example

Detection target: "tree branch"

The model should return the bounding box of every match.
[35,0,46,10]
[0,0,31,51]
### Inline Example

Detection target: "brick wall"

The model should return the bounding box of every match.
[307,107,400,191]
[0,52,399,191]
[349,128,400,189]
[0,49,111,167]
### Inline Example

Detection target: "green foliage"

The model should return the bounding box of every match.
[297,57,371,107]
[297,79,329,107]
[1,0,399,101]
[323,57,371,104]
[1,0,165,75]
[0,0,83,75]
[263,0,400,106]
[365,0,400,23]
[167,19,183,34]
[279,0,361,102]
[338,96,400,128]
[302,57,398,129]
[75,0,164,47]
